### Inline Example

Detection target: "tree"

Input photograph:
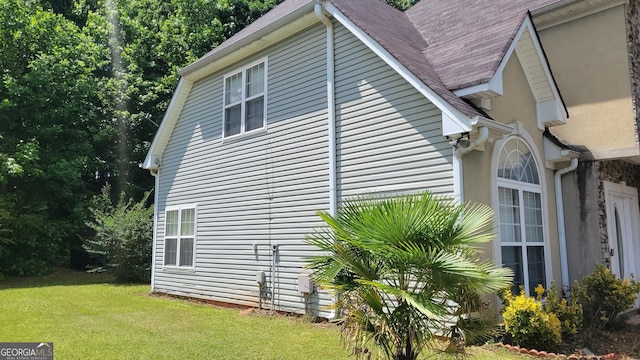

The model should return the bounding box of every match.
[0,0,109,275]
[306,191,512,360]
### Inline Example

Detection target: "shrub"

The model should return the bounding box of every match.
[542,283,583,338]
[84,184,153,283]
[572,265,640,330]
[500,287,562,350]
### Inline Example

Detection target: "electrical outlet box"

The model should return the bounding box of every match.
[256,271,265,284]
[298,273,312,294]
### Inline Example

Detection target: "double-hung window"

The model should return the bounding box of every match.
[496,138,547,296]
[223,61,266,137]
[164,206,196,268]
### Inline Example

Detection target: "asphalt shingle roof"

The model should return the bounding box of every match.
[184,0,566,119]
[406,0,561,91]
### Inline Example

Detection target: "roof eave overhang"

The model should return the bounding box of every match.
[179,3,318,81]
[453,16,569,130]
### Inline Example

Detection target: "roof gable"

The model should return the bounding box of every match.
[406,0,560,91]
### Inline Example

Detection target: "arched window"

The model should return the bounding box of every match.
[496,137,546,295]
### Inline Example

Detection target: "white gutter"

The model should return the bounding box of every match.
[315,0,338,320]
[315,1,336,218]
[555,158,578,291]
[453,127,489,203]
[150,168,159,292]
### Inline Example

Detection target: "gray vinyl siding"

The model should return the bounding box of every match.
[154,23,332,315]
[153,19,455,317]
[334,23,454,199]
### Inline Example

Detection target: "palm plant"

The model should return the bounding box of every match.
[306,191,512,360]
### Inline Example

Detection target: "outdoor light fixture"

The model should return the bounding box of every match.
[448,132,471,149]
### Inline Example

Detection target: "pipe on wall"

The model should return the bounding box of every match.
[314,0,336,218]
[555,157,578,292]
[315,0,338,320]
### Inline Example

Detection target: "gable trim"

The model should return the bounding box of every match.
[453,16,568,129]
[143,78,193,170]
[323,2,474,135]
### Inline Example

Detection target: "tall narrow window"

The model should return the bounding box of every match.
[223,61,266,137]
[164,206,196,268]
[497,138,547,295]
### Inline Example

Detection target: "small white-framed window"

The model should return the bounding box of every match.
[164,205,196,268]
[223,60,266,137]
[496,137,548,296]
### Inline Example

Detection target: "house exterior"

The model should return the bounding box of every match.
[533,1,640,296]
[143,0,640,317]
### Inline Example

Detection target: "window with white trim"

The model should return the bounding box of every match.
[497,138,547,295]
[164,206,196,267]
[223,61,266,137]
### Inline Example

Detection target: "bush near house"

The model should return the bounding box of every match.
[500,286,562,351]
[500,266,640,353]
[572,265,640,331]
[84,184,153,282]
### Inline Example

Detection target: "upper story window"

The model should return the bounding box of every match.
[496,137,547,296]
[164,205,196,268]
[223,61,266,137]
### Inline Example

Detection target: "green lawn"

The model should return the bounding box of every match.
[0,270,525,359]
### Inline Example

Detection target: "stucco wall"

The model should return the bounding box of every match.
[562,159,640,282]
[464,53,562,288]
[539,4,637,159]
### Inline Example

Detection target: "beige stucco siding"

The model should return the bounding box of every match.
[538,4,636,159]
[464,54,562,288]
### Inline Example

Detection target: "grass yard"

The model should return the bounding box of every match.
[0,269,525,359]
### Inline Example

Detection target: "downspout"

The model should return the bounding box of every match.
[150,167,160,292]
[315,0,338,320]
[453,127,489,203]
[315,0,336,218]
[555,158,578,292]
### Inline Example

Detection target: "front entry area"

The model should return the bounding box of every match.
[603,181,640,308]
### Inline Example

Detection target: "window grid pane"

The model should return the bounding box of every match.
[225,73,242,105]
[179,238,194,267]
[166,210,178,236]
[498,187,521,243]
[502,246,524,295]
[527,246,546,295]
[181,208,195,236]
[164,238,177,266]
[523,191,543,243]
[246,63,264,98]
[225,105,241,136]
[245,97,264,131]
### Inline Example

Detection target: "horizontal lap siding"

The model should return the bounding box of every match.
[334,24,454,198]
[155,24,332,315]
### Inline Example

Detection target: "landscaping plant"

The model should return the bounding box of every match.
[500,286,562,351]
[306,191,512,360]
[572,265,640,331]
[84,184,153,282]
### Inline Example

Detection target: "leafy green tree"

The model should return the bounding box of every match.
[85,184,153,282]
[0,0,109,275]
[306,191,512,360]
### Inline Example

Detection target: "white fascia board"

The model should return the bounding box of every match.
[323,3,473,135]
[143,78,193,170]
[453,71,503,98]
[517,17,568,127]
[180,9,319,81]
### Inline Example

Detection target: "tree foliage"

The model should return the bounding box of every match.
[306,191,513,360]
[0,0,281,276]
